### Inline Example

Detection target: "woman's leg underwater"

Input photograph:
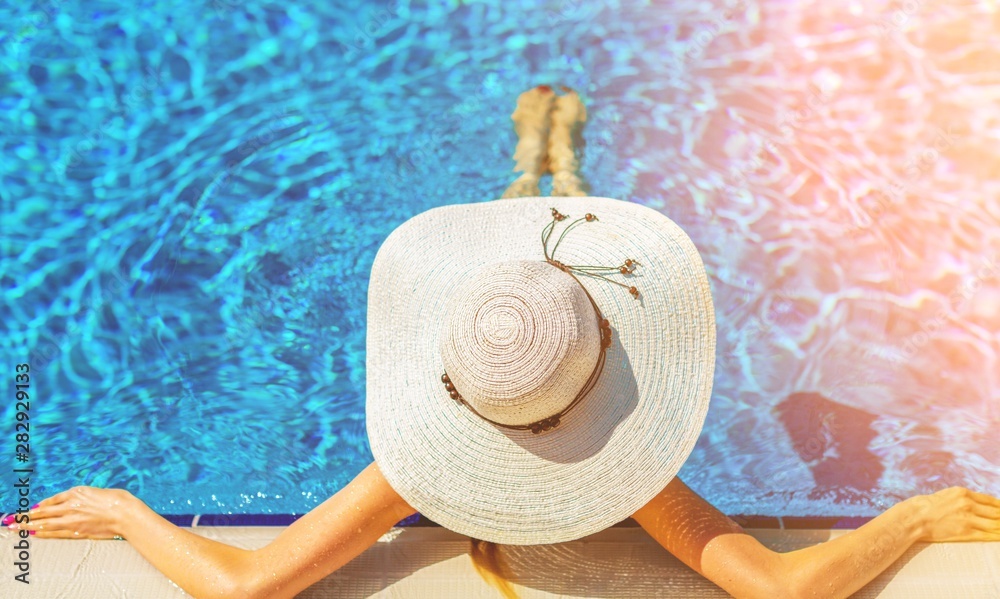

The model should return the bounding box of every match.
[548,86,588,197]
[501,85,554,199]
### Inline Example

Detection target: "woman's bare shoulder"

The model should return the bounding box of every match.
[363,460,418,520]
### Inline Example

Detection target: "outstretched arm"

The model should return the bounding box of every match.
[245,460,416,598]
[18,461,416,599]
[633,476,1000,599]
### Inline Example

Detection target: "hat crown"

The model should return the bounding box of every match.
[440,260,601,426]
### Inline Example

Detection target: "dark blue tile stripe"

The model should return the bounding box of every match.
[163,514,197,526]
[172,513,875,529]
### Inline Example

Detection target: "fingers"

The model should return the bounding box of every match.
[36,486,85,508]
[968,489,1000,508]
[967,527,1000,541]
[25,503,71,521]
[972,502,1000,520]
[30,530,75,539]
[14,516,78,537]
[29,528,100,540]
[30,526,77,539]
[972,514,1000,531]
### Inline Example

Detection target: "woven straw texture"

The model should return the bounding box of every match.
[440,260,602,426]
[366,196,716,545]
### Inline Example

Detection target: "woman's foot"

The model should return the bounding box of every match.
[502,171,543,198]
[501,85,555,199]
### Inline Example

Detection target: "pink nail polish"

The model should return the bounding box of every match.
[30,504,39,509]
[2,516,13,525]
[29,530,35,536]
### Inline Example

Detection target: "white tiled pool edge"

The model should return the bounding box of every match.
[2,526,998,597]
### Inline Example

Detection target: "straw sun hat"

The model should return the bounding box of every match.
[365,196,716,545]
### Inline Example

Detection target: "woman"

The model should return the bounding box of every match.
[9,87,1000,599]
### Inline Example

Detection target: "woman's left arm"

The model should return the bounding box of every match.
[16,461,416,599]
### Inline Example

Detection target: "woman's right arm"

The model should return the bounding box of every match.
[25,460,415,599]
[131,460,415,599]
[633,477,1000,599]
[239,460,417,599]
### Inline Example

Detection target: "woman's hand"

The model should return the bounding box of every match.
[908,486,1000,543]
[8,486,135,540]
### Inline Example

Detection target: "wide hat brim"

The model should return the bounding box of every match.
[366,196,716,545]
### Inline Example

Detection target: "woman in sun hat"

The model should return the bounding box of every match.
[10,86,1000,599]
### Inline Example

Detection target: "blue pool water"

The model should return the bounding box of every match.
[2,0,998,520]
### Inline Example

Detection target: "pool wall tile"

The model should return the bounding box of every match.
[173,513,876,529]
[163,514,197,527]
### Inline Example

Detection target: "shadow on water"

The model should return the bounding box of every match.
[773,392,891,502]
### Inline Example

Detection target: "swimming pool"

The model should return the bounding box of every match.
[2,0,998,524]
